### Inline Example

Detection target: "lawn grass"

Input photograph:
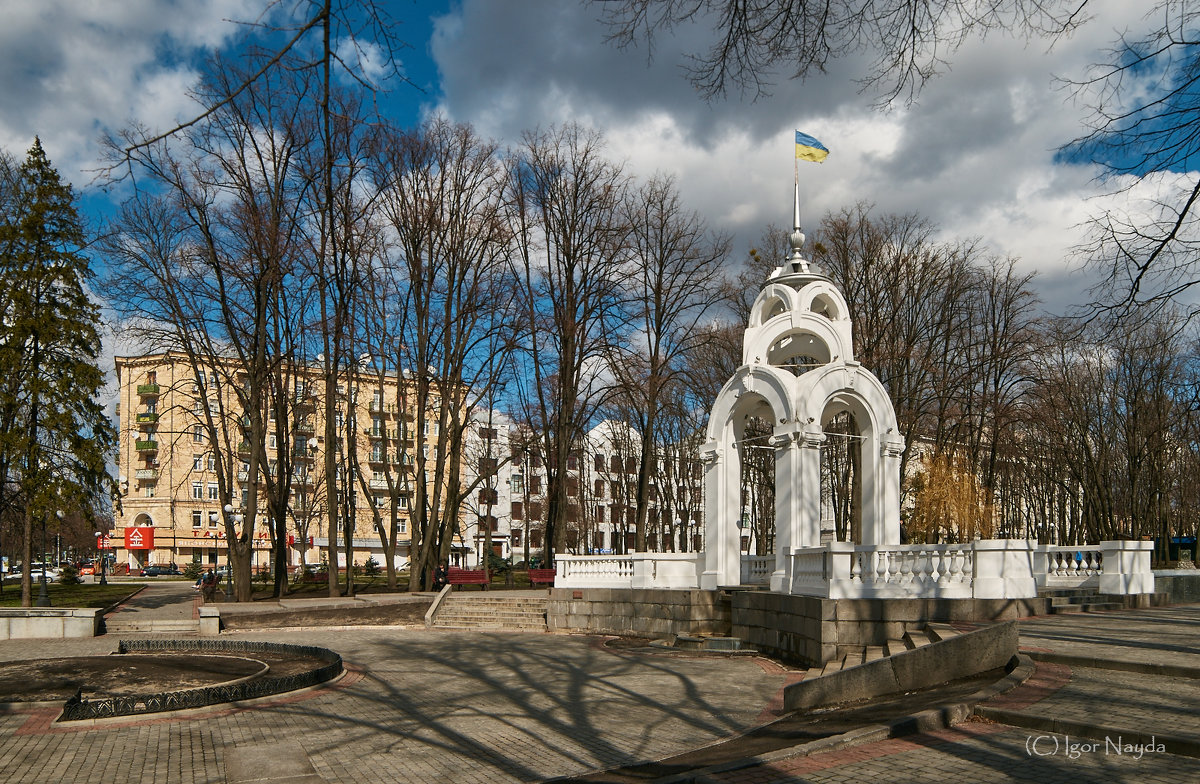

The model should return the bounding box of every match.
[0,582,138,608]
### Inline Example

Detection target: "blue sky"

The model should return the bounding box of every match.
[0,0,1186,317]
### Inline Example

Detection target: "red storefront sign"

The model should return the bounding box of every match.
[97,536,111,549]
[124,527,155,550]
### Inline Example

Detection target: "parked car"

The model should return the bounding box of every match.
[139,564,182,577]
[79,562,95,576]
[24,563,61,582]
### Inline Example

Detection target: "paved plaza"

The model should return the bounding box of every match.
[0,584,1195,784]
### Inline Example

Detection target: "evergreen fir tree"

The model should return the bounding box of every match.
[0,138,115,606]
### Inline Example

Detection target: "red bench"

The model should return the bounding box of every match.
[528,568,556,586]
[447,567,489,590]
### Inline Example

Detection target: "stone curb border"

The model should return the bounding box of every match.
[971,708,1200,759]
[1024,650,1200,680]
[543,653,1035,784]
[58,638,342,722]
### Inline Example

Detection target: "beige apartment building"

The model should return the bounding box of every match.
[112,351,461,574]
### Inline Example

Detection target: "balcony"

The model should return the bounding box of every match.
[134,468,158,480]
[135,412,159,424]
[369,399,384,413]
[369,478,389,490]
[237,441,251,455]
[136,383,160,396]
[295,421,315,434]
[135,440,158,453]
[237,470,249,482]
[293,447,314,460]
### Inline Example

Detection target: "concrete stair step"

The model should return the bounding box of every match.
[925,623,961,643]
[904,630,932,648]
[884,638,909,657]
[864,646,884,663]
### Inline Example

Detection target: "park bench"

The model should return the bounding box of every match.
[447,567,489,590]
[528,568,556,586]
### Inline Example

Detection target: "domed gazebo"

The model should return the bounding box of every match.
[699,186,904,591]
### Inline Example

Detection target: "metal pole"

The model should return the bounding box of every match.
[35,511,50,607]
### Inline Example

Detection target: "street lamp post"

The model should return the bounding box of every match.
[35,510,62,607]
[95,531,108,584]
[222,503,242,602]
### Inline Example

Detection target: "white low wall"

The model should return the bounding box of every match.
[0,608,104,639]
[556,553,702,590]
[556,540,1155,600]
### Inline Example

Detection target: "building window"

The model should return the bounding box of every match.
[399,495,409,510]
[595,454,605,472]
[479,457,497,475]
[478,515,499,532]
[479,426,497,440]
[529,501,543,519]
[209,511,219,527]
[208,453,216,471]
[208,483,219,500]
[478,488,498,505]
[192,511,202,528]
[530,475,541,494]
[511,501,524,520]
[193,455,203,472]
[610,456,622,473]
[511,474,524,494]
[530,529,543,548]
[594,479,604,498]
[595,505,604,522]
[193,424,204,443]
[192,482,204,500]
[398,519,407,534]
[144,486,155,498]
[567,453,578,471]
[512,529,522,547]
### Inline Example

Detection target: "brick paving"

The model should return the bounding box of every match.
[0,627,786,784]
[0,591,1195,784]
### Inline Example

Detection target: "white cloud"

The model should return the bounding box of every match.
[427,0,1165,316]
[0,0,260,187]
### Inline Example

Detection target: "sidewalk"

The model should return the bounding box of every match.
[696,604,1200,784]
[0,596,1194,783]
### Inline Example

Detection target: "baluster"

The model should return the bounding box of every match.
[876,551,888,584]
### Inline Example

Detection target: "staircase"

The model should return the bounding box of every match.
[430,593,548,631]
[102,616,200,635]
[805,623,964,679]
[1037,588,1125,614]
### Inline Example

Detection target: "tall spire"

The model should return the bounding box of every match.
[788,181,809,274]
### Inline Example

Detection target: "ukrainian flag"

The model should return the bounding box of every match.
[795,131,829,163]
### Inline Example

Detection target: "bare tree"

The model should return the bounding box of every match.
[508,124,631,565]
[613,173,730,551]
[594,0,1087,103]
[106,57,315,600]
[371,117,515,589]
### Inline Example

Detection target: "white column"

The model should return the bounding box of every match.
[700,441,741,589]
[797,423,825,549]
[770,427,801,593]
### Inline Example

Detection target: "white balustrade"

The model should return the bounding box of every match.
[555,555,634,588]
[554,539,1154,597]
[555,552,702,590]
[740,554,774,585]
[1038,546,1103,588]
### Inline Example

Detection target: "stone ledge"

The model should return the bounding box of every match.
[0,608,103,639]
